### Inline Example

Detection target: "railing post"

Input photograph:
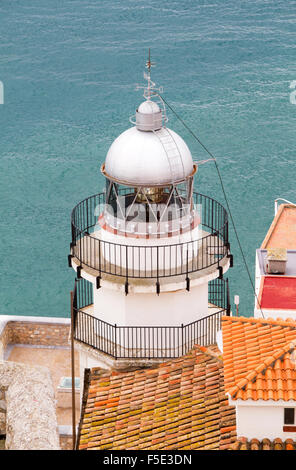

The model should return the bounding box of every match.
[156,246,160,295]
[86,198,89,231]
[226,278,231,316]
[71,223,76,250]
[114,324,117,359]
[125,245,129,295]
[181,323,184,356]
[98,239,102,278]
[185,249,190,291]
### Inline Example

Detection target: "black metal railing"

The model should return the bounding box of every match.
[73,277,230,359]
[69,192,229,282]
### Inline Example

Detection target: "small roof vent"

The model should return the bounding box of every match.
[136,100,163,131]
[266,248,287,274]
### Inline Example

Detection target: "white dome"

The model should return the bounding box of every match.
[138,100,160,114]
[104,126,194,186]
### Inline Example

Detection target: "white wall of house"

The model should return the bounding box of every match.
[253,250,296,319]
[232,400,296,441]
[254,307,296,320]
[254,251,261,316]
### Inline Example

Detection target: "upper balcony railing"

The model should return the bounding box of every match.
[69,191,230,284]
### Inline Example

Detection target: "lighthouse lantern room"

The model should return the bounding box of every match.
[69,55,232,371]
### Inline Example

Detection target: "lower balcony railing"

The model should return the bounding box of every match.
[73,277,230,360]
[74,308,227,359]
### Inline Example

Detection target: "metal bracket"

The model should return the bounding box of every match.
[96,276,101,290]
[227,253,234,268]
[68,254,73,268]
[218,266,223,279]
[77,266,82,279]
[186,277,190,292]
[156,281,160,295]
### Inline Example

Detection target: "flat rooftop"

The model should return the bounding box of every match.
[259,276,296,310]
[257,204,296,313]
[257,249,296,276]
[261,204,296,249]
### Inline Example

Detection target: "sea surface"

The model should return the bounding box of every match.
[1,0,296,318]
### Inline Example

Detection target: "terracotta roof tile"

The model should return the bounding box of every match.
[222,316,296,401]
[231,437,296,450]
[77,345,236,450]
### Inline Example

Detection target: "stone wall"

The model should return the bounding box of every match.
[0,316,72,449]
[0,361,60,450]
[0,316,70,360]
[0,324,13,360]
[7,322,69,347]
[0,388,6,435]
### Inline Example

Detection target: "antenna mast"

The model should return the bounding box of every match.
[144,48,155,100]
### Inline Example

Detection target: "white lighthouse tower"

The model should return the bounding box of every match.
[69,55,233,373]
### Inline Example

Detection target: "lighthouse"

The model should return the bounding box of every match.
[69,56,233,373]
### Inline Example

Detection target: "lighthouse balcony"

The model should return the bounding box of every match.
[69,191,232,291]
[73,277,230,361]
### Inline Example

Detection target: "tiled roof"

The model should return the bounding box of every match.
[231,437,296,450]
[78,345,236,450]
[222,315,296,401]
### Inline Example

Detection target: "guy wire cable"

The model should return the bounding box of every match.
[159,93,265,319]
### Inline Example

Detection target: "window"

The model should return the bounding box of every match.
[284,408,295,425]
[283,408,296,432]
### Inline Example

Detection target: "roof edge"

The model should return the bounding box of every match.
[222,316,296,401]
[222,315,296,329]
[76,368,91,450]
[227,342,295,400]
[261,203,296,249]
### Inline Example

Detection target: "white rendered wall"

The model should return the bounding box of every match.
[104,209,195,237]
[93,281,208,327]
[97,225,200,273]
[92,281,209,358]
[253,250,296,319]
[254,251,261,316]
[254,308,296,320]
[79,350,110,403]
[235,402,296,441]
[79,349,107,375]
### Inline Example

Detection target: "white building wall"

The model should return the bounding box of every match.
[253,250,296,320]
[254,251,261,317]
[98,226,200,272]
[236,402,296,441]
[254,308,296,320]
[93,281,209,327]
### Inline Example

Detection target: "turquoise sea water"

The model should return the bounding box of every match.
[1,0,296,318]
